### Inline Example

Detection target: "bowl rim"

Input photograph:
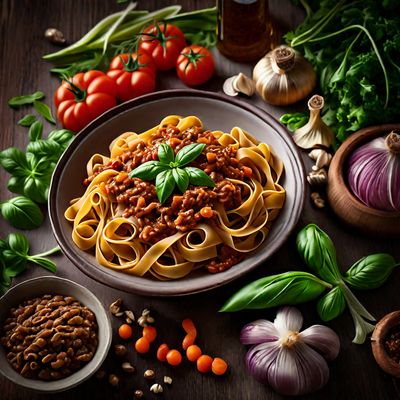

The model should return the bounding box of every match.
[0,276,112,393]
[49,88,306,296]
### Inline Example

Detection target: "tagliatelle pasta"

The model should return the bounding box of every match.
[65,115,285,280]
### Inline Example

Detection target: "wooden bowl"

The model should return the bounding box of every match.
[371,311,400,378]
[327,124,400,237]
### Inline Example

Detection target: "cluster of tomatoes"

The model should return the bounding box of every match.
[54,23,215,132]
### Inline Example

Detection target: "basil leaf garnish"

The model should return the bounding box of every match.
[156,169,175,204]
[172,167,189,193]
[0,196,43,230]
[185,167,215,187]
[129,160,167,180]
[18,114,37,127]
[158,143,175,165]
[8,91,45,108]
[175,143,205,167]
[33,101,56,124]
[317,286,346,321]
[28,121,43,142]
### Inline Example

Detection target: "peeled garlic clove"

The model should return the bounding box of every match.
[307,169,327,186]
[309,149,332,170]
[233,73,256,97]
[223,76,239,97]
[293,95,334,149]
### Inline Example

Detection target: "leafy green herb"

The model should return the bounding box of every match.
[8,91,45,108]
[0,196,43,230]
[18,114,37,127]
[0,233,60,294]
[33,101,56,124]
[28,120,43,142]
[220,271,332,312]
[221,223,398,344]
[279,112,308,132]
[129,143,214,204]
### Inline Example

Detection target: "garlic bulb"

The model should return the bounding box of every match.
[253,46,316,106]
[293,95,334,149]
[240,307,340,396]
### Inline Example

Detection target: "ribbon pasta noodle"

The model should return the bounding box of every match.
[65,116,285,280]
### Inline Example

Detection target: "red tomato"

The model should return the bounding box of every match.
[107,53,156,102]
[54,70,117,132]
[138,23,186,70]
[176,45,215,86]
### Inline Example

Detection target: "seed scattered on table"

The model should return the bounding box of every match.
[108,373,119,386]
[114,344,127,357]
[134,389,144,399]
[144,369,155,380]
[164,375,172,384]
[121,362,135,373]
[150,383,163,394]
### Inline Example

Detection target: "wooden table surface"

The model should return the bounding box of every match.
[1,1,399,399]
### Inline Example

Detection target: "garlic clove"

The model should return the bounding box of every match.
[223,76,239,97]
[308,149,332,170]
[233,73,256,96]
[307,168,327,186]
[240,320,279,345]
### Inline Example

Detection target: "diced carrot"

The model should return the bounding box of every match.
[197,137,209,144]
[206,152,217,163]
[169,137,182,148]
[115,172,128,183]
[182,333,196,350]
[157,343,170,362]
[200,207,213,219]
[242,166,253,177]
[182,319,197,335]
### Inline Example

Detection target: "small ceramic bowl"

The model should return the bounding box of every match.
[327,123,400,237]
[371,311,400,378]
[0,276,112,393]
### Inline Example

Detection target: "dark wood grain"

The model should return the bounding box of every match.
[1,1,399,400]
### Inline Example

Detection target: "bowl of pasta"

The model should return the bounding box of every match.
[49,89,305,296]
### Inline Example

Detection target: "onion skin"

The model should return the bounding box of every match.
[348,133,400,212]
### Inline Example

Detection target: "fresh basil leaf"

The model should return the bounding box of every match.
[0,196,43,230]
[155,169,175,204]
[8,91,45,108]
[7,176,25,194]
[0,147,29,176]
[23,176,49,204]
[18,114,37,127]
[220,271,330,312]
[157,143,174,164]
[28,256,57,273]
[129,160,167,181]
[48,129,74,147]
[7,232,30,256]
[317,286,346,321]
[296,224,342,285]
[172,167,189,193]
[27,139,62,159]
[175,143,205,167]
[28,120,43,142]
[344,253,397,290]
[4,258,28,278]
[33,101,56,124]
[185,167,215,187]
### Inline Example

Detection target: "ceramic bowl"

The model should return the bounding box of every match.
[49,89,305,296]
[0,276,112,392]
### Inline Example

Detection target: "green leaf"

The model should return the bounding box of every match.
[8,91,45,108]
[28,121,43,142]
[158,143,175,164]
[28,256,57,273]
[296,224,341,285]
[220,271,331,312]
[317,286,346,321]
[172,167,189,193]
[0,196,43,230]
[48,129,74,147]
[344,253,397,290]
[175,143,205,167]
[27,139,62,159]
[7,232,30,256]
[155,169,175,204]
[0,147,29,176]
[18,114,37,127]
[7,176,25,194]
[23,175,49,204]
[129,160,167,180]
[279,112,308,132]
[185,167,215,187]
[33,101,56,124]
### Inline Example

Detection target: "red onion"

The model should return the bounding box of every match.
[240,307,340,396]
[348,131,400,212]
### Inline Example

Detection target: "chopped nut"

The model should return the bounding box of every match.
[44,28,66,45]
[144,369,155,380]
[134,389,144,399]
[109,299,122,315]
[307,168,327,186]
[95,369,106,380]
[114,344,127,357]
[311,192,325,208]
[163,375,172,385]
[125,310,135,324]
[121,362,135,373]
[150,383,163,394]
[108,373,119,387]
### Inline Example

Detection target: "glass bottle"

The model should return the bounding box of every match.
[217,0,272,62]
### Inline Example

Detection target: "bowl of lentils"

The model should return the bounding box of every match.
[0,276,112,392]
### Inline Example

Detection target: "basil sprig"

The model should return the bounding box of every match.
[221,223,398,344]
[129,143,215,204]
[0,233,60,294]
[0,196,43,230]
[8,91,45,108]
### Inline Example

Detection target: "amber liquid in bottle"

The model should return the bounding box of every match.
[217,0,272,62]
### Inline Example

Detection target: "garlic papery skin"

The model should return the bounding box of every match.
[253,46,316,106]
[348,131,400,212]
[240,307,340,396]
[293,95,334,149]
